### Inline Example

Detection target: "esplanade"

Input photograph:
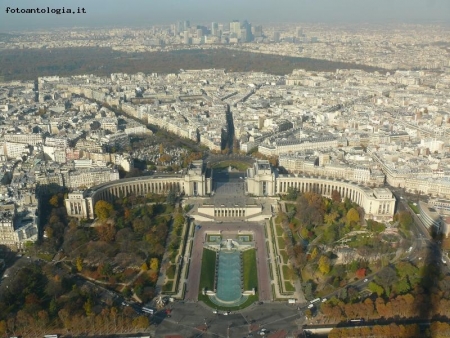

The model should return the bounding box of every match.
[65,159,396,221]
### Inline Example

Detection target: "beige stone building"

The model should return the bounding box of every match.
[247,160,395,221]
[65,160,212,219]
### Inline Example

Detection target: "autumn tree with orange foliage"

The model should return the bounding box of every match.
[96,223,116,242]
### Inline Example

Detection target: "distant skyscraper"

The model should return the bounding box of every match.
[211,22,219,36]
[184,20,190,30]
[171,24,177,36]
[240,28,248,42]
[253,25,263,38]
[273,31,280,42]
[197,28,203,38]
[218,23,224,36]
[230,20,241,38]
[183,31,190,44]
[241,20,253,42]
[177,21,183,33]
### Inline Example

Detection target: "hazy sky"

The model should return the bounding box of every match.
[1,0,449,31]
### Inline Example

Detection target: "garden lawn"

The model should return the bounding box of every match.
[284,281,295,292]
[166,264,176,279]
[280,250,289,264]
[242,249,258,291]
[198,249,216,292]
[277,237,286,250]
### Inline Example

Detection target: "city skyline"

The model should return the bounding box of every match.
[1,0,450,31]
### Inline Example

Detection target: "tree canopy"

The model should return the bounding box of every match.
[94,200,114,220]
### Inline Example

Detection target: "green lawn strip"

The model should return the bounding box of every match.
[37,253,53,261]
[280,250,289,264]
[162,281,173,292]
[284,281,295,292]
[166,264,176,279]
[198,294,258,311]
[282,265,292,281]
[276,224,284,237]
[169,250,177,264]
[277,237,286,250]
[242,249,258,291]
[198,248,217,292]
[408,202,419,214]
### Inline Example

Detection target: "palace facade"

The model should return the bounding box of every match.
[66,159,396,221]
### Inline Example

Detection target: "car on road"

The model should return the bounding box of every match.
[364,278,369,283]
[322,298,327,302]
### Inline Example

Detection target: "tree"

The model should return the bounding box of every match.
[356,268,366,278]
[132,316,149,329]
[0,320,6,335]
[318,255,331,275]
[322,224,338,245]
[324,211,339,226]
[150,258,159,271]
[122,287,132,298]
[99,262,113,277]
[286,187,298,201]
[367,219,385,233]
[346,208,360,226]
[94,200,114,220]
[37,310,49,328]
[76,256,83,272]
[158,153,172,164]
[268,155,279,167]
[376,266,397,297]
[96,223,116,242]
[331,190,341,203]
[49,195,59,208]
[392,278,411,295]
[368,281,384,297]
[304,282,314,300]
[83,298,93,316]
[166,189,176,205]
[397,211,413,230]
[49,298,57,316]
[310,247,319,260]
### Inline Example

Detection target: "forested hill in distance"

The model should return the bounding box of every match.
[0,47,387,81]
